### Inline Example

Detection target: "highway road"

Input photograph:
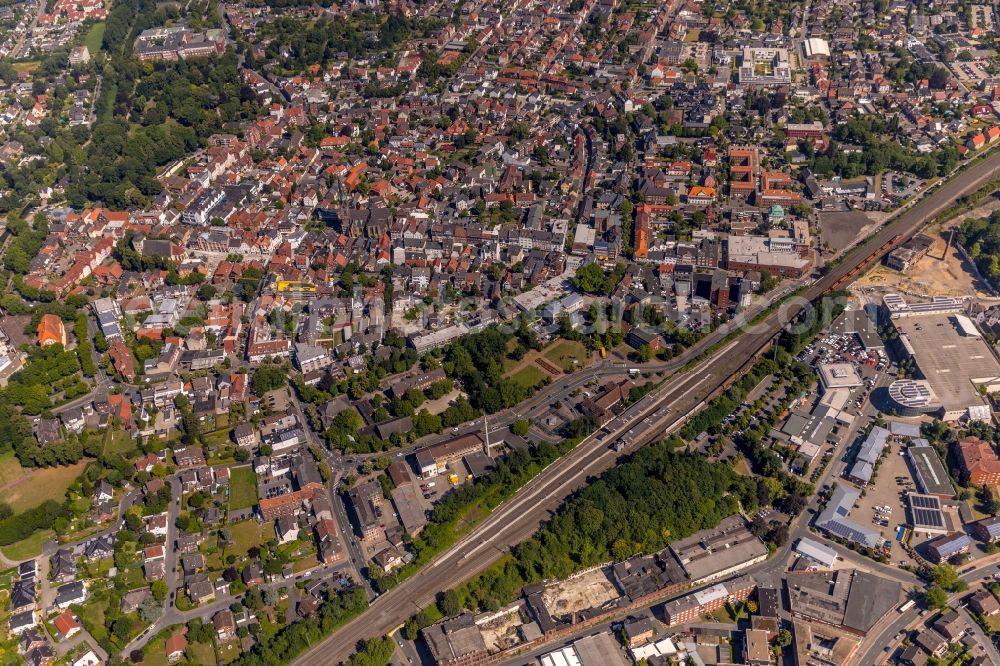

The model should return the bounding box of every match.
[294,151,1000,665]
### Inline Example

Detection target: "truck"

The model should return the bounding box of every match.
[897,599,915,613]
[611,441,625,453]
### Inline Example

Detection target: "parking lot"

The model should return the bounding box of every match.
[881,171,925,203]
[795,329,889,412]
[850,440,913,565]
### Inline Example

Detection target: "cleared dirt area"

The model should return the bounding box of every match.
[857,229,995,299]
[819,210,880,255]
[541,568,619,618]
[0,314,34,347]
[476,604,526,653]
[856,199,1000,299]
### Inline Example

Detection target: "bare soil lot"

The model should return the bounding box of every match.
[541,568,619,618]
[857,198,1000,299]
[818,211,879,255]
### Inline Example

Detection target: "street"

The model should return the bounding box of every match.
[292,148,1000,665]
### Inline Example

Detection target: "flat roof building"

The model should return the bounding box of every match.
[906,445,953,498]
[888,379,943,417]
[738,47,792,85]
[390,484,427,536]
[662,575,756,626]
[422,613,488,664]
[786,569,901,636]
[907,493,949,535]
[817,362,863,392]
[794,537,839,568]
[668,515,768,584]
[889,311,1000,422]
[540,632,630,666]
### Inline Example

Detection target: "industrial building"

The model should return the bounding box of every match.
[885,234,934,272]
[785,569,901,636]
[846,426,889,486]
[886,303,1000,423]
[539,631,629,666]
[793,537,839,568]
[668,515,769,584]
[815,485,882,550]
[907,493,950,535]
[422,613,488,665]
[905,445,954,498]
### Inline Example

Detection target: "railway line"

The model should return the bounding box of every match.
[293,149,1000,665]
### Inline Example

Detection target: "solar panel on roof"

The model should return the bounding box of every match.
[910,495,940,510]
[912,508,944,528]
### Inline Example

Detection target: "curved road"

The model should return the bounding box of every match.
[294,150,1000,665]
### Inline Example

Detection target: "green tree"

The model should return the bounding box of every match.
[439,588,461,617]
[151,579,168,602]
[251,364,288,395]
[931,563,961,591]
[573,263,608,295]
[923,586,948,610]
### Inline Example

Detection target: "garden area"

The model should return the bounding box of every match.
[225,519,269,559]
[228,466,258,511]
[102,429,137,456]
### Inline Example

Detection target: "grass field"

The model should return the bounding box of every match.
[217,640,241,663]
[1,529,54,561]
[203,427,233,449]
[510,365,547,390]
[83,21,105,53]
[227,519,267,558]
[292,555,318,573]
[103,429,136,456]
[542,340,588,372]
[139,638,170,666]
[0,452,23,488]
[228,466,258,510]
[188,640,217,665]
[6,461,87,513]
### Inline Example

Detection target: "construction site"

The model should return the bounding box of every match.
[857,206,1000,301]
